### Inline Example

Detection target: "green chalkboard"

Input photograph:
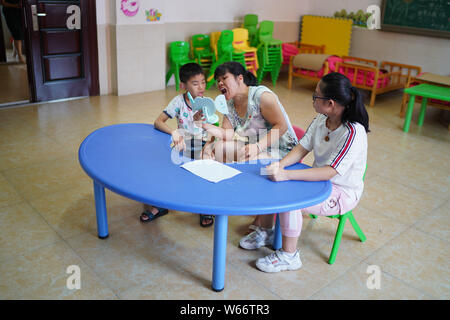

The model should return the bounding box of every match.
[381,0,450,38]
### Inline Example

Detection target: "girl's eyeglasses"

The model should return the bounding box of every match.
[312,95,330,102]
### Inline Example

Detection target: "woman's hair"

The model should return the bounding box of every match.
[320,72,370,132]
[214,61,258,86]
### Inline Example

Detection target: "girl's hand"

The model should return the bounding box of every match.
[265,162,289,182]
[243,143,259,161]
[171,130,186,151]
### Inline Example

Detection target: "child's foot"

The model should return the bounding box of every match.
[200,214,214,227]
[256,249,302,273]
[139,207,168,222]
[239,227,274,250]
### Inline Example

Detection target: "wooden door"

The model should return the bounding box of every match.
[23,0,99,102]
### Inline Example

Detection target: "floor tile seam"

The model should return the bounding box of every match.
[0,153,79,172]
[305,223,422,299]
[360,204,450,244]
[367,173,449,203]
[0,238,65,265]
[409,220,450,244]
[357,201,446,233]
[359,225,445,299]
[304,257,366,299]
[358,260,439,300]
[0,173,91,205]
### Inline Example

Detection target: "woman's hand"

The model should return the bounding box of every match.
[243,143,259,161]
[265,162,289,182]
[171,130,186,151]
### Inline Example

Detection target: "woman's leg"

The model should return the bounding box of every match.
[14,40,25,63]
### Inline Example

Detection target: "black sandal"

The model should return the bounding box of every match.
[199,214,214,228]
[140,207,169,223]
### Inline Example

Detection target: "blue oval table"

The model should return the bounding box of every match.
[79,124,331,291]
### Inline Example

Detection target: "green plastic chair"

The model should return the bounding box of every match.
[206,30,247,89]
[254,21,283,86]
[310,168,367,265]
[165,41,196,91]
[191,34,216,71]
[256,41,282,86]
[243,14,259,47]
[257,20,283,47]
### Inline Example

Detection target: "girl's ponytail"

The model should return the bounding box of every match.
[345,86,370,133]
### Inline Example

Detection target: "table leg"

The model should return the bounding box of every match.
[212,214,228,292]
[418,97,428,127]
[273,214,282,250]
[93,181,109,239]
[403,94,416,132]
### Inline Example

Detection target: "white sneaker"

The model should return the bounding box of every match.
[256,250,302,273]
[239,227,274,250]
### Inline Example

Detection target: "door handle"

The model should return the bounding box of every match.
[31,5,46,31]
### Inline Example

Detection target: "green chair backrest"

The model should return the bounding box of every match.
[192,34,212,52]
[244,14,258,28]
[258,20,275,43]
[217,30,234,56]
[169,41,191,63]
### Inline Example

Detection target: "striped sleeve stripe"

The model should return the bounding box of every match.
[331,122,356,168]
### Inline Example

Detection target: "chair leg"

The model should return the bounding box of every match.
[174,67,181,91]
[347,212,366,242]
[328,214,347,265]
[165,68,173,86]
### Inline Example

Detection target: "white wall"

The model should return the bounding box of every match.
[95,0,450,96]
[165,0,309,22]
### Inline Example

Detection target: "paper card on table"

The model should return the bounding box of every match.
[180,159,242,183]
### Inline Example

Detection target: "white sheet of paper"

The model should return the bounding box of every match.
[180,159,242,183]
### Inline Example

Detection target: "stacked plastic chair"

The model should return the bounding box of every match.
[210,31,222,60]
[165,41,196,91]
[206,30,247,89]
[243,14,259,47]
[256,21,283,86]
[191,34,216,72]
[232,28,259,75]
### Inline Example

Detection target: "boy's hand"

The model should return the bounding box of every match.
[171,130,186,151]
[265,162,289,182]
[193,110,204,122]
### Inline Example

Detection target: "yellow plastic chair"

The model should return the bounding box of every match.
[210,31,222,60]
[232,28,259,75]
[206,30,247,89]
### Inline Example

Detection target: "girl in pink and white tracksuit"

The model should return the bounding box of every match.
[239,72,369,273]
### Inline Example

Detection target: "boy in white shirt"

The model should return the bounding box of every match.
[140,63,215,227]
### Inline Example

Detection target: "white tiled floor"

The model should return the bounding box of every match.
[0,73,449,299]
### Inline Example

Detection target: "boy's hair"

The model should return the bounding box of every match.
[179,63,205,83]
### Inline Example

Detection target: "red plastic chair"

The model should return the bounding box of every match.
[292,125,305,140]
